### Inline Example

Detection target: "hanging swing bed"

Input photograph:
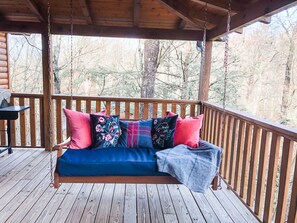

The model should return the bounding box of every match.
[50,1,230,193]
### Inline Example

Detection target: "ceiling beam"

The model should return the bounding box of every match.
[158,0,220,29]
[78,0,93,24]
[24,0,45,22]
[134,0,141,27]
[208,0,297,40]
[0,21,204,41]
[191,0,246,12]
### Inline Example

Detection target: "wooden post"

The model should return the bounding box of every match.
[198,41,213,102]
[42,30,54,151]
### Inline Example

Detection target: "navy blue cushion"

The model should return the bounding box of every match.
[57,147,169,177]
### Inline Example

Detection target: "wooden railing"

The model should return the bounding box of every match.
[201,102,297,223]
[0,93,44,148]
[6,93,297,222]
[4,93,199,147]
[52,95,199,144]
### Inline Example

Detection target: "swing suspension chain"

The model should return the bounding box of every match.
[219,0,232,189]
[47,0,54,187]
[70,0,74,103]
[202,2,208,75]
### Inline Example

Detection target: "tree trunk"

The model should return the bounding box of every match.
[53,36,62,94]
[140,39,159,118]
[280,38,294,123]
[141,39,159,98]
[181,42,192,100]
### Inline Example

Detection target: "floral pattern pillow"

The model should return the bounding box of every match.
[152,115,178,149]
[90,114,121,148]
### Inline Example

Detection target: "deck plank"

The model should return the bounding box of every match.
[137,184,151,223]
[192,191,221,223]
[147,184,165,223]
[65,183,94,223]
[109,184,125,223]
[51,183,83,222]
[178,185,206,223]
[0,149,259,223]
[34,183,73,222]
[157,184,178,223]
[167,184,192,223]
[80,184,104,222]
[124,184,137,223]
[95,183,115,223]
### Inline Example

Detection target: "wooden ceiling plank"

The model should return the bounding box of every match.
[78,0,93,24]
[0,21,204,40]
[134,0,141,27]
[208,0,297,40]
[24,0,45,22]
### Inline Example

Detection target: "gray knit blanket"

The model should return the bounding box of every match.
[155,140,222,193]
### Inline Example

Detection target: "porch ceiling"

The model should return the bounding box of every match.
[0,0,296,40]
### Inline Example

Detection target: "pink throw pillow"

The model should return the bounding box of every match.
[63,108,106,149]
[167,111,204,148]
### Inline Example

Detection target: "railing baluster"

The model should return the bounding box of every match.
[247,126,261,207]
[162,103,167,117]
[115,101,120,115]
[275,138,294,223]
[76,99,81,111]
[96,100,101,112]
[171,103,177,113]
[29,98,36,147]
[86,100,91,113]
[224,116,233,181]
[288,146,297,223]
[210,109,214,144]
[105,101,111,114]
[19,97,26,146]
[143,103,149,119]
[263,133,281,223]
[134,102,139,119]
[229,118,238,186]
[190,104,195,117]
[180,104,186,118]
[56,99,62,143]
[254,130,270,217]
[240,123,252,199]
[153,103,158,118]
[234,121,245,192]
[125,102,130,119]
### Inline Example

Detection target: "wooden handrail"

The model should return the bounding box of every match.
[201,101,297,141]
[52,94,199,104]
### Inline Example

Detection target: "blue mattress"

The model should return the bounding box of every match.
[57,147,169,177]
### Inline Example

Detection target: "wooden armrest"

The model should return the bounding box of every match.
[52,137,71,158]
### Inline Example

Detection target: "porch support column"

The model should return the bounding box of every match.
[198,41,213,102]
[42,30,54,151]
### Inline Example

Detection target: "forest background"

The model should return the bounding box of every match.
[8,6,297,128]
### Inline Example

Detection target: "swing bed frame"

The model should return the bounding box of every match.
[53,138,219,189]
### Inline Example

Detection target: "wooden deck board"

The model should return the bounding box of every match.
[0,149,259,223]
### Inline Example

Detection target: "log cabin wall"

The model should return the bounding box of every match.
[0,32,9,89]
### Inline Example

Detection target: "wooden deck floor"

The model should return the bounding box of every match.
[0,149,259,223]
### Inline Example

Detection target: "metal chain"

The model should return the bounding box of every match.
[219,0,232,190]
[47,0,54,188]
[201,3,208,76]
[70,0,74,103]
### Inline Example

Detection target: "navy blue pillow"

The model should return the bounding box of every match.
[118,120,154,149]
[152,115,178,149]
[90,114,121,148]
